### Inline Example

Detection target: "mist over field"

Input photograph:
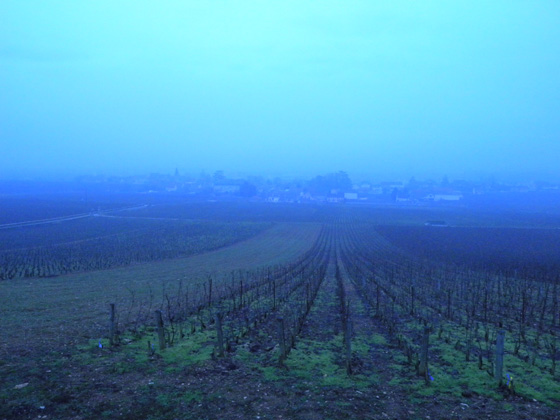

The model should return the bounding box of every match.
[1,1,559,181]
[2,3,560,419]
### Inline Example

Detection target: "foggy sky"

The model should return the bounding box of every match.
[1,1,559,180]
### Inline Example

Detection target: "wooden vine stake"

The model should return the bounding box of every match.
[418,326,429,382]
[277,317,286,365]
[109,303,116,346]
[495,328,505,386]
[343,302,352,375]
[215,311,225,357]
[155,309,166,351]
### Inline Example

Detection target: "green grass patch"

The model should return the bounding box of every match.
[284,337,372,389]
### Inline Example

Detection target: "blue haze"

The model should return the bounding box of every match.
[1,1,559,181]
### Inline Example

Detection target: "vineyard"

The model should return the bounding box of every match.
[116,222,559,394]
[0,216,269,279]
[376,225,560,276]
[1,202,560,419]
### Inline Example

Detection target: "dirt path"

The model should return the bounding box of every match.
[335,255,421,419]
[0,205,149,230]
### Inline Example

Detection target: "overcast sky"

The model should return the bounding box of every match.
[1,1,559,180]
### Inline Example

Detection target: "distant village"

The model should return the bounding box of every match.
[74,170,560,206]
